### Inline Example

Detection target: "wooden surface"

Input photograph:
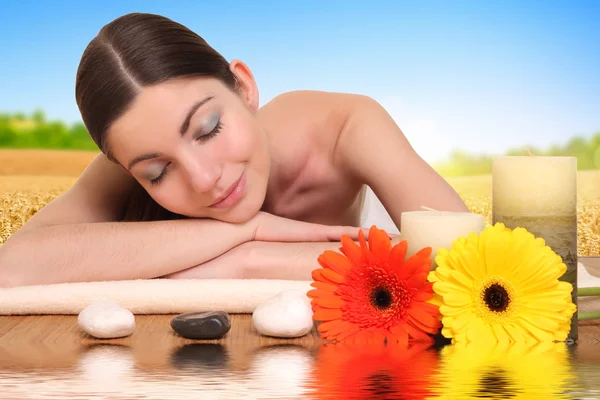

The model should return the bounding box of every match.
[0,257,599,398]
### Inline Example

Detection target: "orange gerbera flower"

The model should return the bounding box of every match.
[308,225,442,344]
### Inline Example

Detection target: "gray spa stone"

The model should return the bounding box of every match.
[170,311,231,340]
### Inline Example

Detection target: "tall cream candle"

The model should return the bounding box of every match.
[492,155,578,343]
[400,210,485,270]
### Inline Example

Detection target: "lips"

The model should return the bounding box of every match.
[209,173,244,207]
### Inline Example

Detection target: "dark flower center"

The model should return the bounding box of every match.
[484,283,510,312]
[371,287,393,309]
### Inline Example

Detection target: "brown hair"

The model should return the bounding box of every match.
[75,13,239,221]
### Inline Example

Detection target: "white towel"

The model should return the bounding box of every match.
[0,279,313,315]
[0,263,596,316]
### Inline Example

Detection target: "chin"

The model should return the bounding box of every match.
[217,192,264,224]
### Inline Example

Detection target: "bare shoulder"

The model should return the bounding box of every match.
[260,90,364,124]
[258,90,367,152]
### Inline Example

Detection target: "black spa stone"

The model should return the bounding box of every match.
[170,311,231,340]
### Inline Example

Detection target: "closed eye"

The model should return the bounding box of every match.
[149,120,224,186]
[149,162,170,185]
[194,118,223,142]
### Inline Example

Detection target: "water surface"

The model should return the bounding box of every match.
[1,339,599,399]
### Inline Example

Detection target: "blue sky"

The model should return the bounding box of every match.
[1,0,599,162]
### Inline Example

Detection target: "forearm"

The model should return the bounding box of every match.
[0,219,254,287]
[166,240,346,281]
[243,235,402,279]
[165,232,404,281]
[244,241,341,280]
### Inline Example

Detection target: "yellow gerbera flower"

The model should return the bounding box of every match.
[428,222,577,344]
[430,340,576,399]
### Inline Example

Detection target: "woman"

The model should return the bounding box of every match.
[0,13,468,287]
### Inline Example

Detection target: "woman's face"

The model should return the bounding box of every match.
[107,71,270,223]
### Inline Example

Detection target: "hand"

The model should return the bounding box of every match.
[250,211,368,243]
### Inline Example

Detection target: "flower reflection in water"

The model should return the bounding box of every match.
[431,341,579,399]
[307,341,439,399]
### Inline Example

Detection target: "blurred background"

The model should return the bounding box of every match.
[0,0,599,254]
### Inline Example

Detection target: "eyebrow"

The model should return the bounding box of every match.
[126,95,215,170]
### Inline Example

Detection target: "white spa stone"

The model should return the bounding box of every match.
[77,300,136,339]
[252,290,314,338]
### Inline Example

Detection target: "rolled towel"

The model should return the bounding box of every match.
[0,279,313,315]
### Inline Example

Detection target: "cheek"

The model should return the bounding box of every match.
[220,117,259,162]
[149,184,188,214]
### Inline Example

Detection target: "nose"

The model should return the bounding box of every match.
[184,157,222,194]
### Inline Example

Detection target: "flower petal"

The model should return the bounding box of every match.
[340,236,364,266]
[317,319,343,333]
[389,240,408,270]
[439,304,468,316]
[407,271,430,290]
[412,301,442,317]
[358,329,387,344]
[328,321,361,341]
[517,317,555,342]
[368,225,392,262]
[414,290,434,302]
[312,294,345,308]
[448,309,474,333]
[433,281,471,297]
[311,269,338,285]
[313,308,344,321]
[310,280,339,293]
[358,229,378,264]
[408,307,441,333]
[465,317,488,342]
[483,224,511,275]
[504,323,526,343]
[399,252,431,280]
[440,288,471,307]
[345,330,374,344]
[318,250,353,276]
[321,268,345,284]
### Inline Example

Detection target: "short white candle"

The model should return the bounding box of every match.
[400,210,486,270]
[492,155,578,342]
